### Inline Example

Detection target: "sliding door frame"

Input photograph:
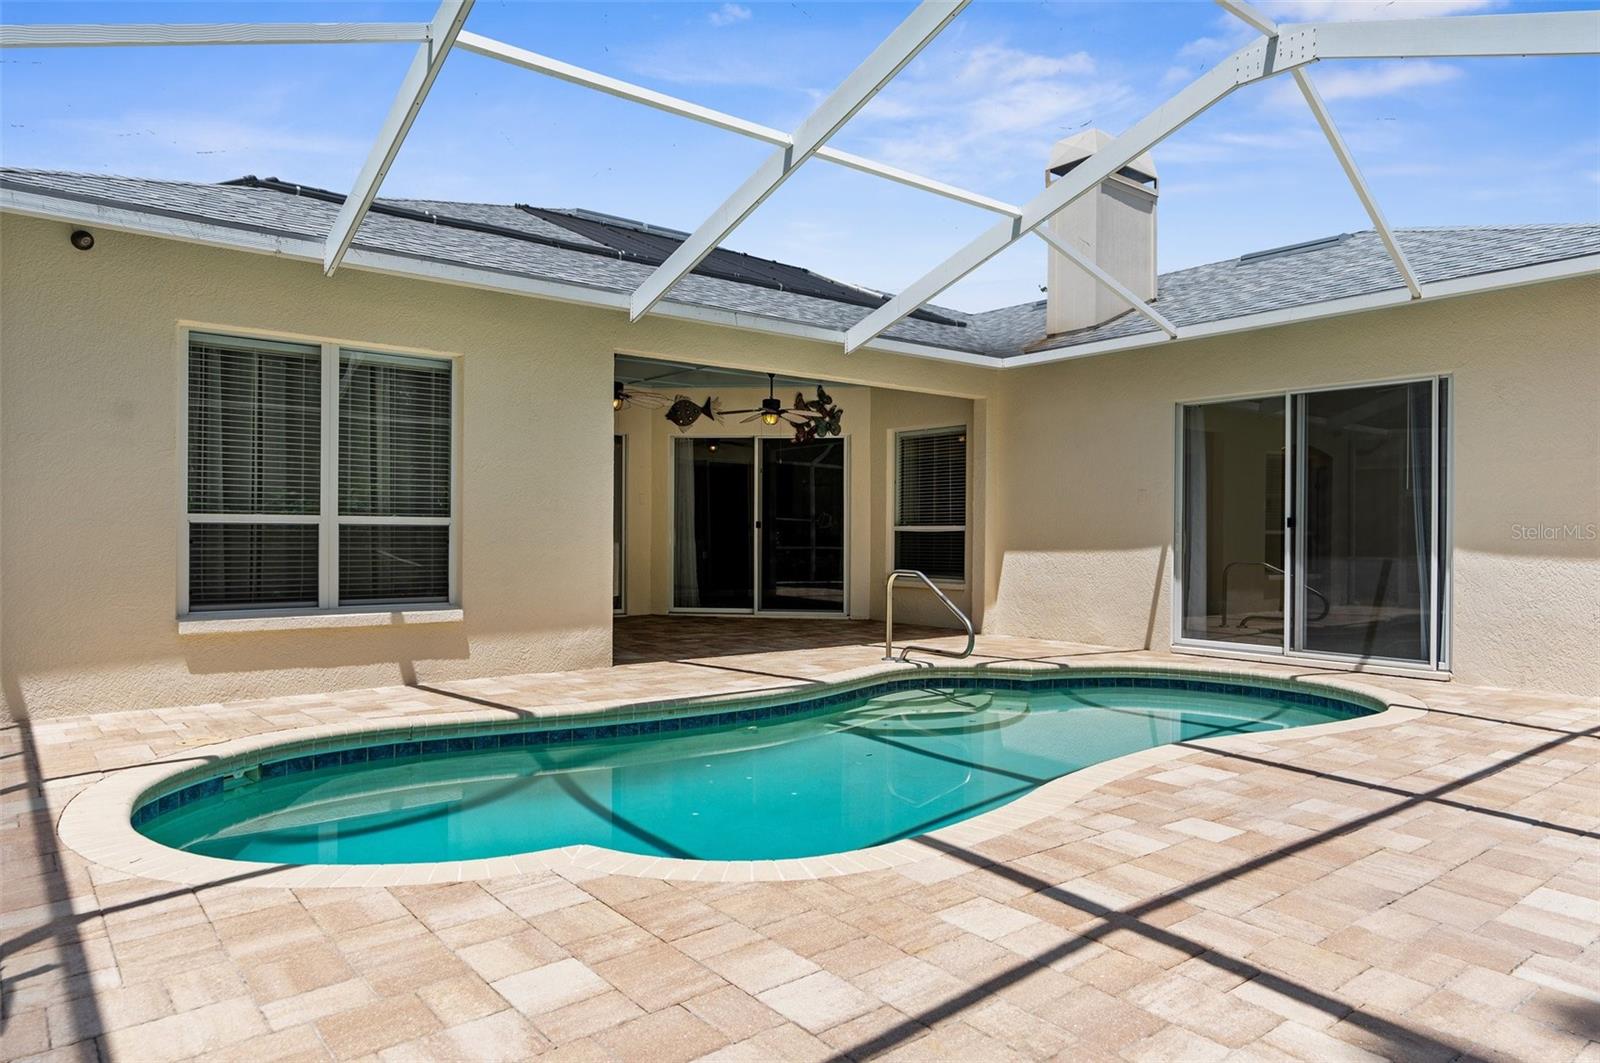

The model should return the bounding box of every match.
[1172,373,1452,674]
[667,434,851,618]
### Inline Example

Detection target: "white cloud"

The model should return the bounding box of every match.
[846,41,1124,185]
[1259,0,1501,20]
[1264,60,1463,107]
[708,3,752,28]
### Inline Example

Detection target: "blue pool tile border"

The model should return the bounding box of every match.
[131,670,1379,829]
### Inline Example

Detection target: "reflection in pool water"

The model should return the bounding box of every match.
[137,676,1370,864]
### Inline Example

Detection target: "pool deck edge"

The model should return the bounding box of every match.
[55,658,1430,889]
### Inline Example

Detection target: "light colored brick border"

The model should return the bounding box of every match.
[56,659,1426,889]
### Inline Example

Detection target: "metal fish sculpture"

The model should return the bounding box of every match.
[665,395,721,432]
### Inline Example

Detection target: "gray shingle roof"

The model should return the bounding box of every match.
[3,167,1595,360]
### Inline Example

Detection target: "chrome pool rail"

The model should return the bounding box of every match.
[884,568,975,663]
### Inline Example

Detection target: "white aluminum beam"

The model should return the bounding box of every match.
[0,22,429,47]
[1214,0,1421,299]
[1308,10,1600,59]
[1291,70,1421,299]
[1033,228,1179,338]
[458,30,1019,219]
[322,0,473,275]
[1214,0,1279,37]
[628,0,969,321]
[456,31,782,143]
[845,32,1310,352]
[846,7,1599,352]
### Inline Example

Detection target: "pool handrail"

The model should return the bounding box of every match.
[884,569,975,663]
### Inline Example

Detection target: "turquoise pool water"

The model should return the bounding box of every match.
[136,674,1370,864]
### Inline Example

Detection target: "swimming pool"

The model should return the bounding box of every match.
[133,671,1375,865]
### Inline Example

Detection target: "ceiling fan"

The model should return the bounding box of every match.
[725,373,826,427]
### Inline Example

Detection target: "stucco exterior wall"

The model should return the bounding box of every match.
[0,215,995,719]
[984,276,1600,695]
[4,210,1594,715]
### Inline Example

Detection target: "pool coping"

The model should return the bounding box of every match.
[55,658,1429,888]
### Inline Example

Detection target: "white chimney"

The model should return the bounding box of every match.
[1044,129,1158,336]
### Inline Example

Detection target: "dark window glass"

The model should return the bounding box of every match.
[188,523,318,611]
[339,525,449,605]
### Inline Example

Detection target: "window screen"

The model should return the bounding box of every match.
[339,350,452,517]
[895,428,966,582]
[187,333,319,514]
[184,333,454,614]
[188,523,318,611]
[339,525,449,605]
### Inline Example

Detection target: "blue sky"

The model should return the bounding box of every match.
[3,0,1597,311]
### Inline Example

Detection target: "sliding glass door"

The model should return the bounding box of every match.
[1178,379,1447,668]
[761,438,846,612]
[672,436,847,615]
[673,439,755,610]
[1179,395,1286,647]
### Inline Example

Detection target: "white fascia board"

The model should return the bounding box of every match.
[1033,228,1179,337]
[322,0,473,276]
[0,22,428,47]
[1003,254,1600,368]
[458,29,1019,219]
[1305,10,1600,59]
[0,187,326,259]
[627,0,969,322]
[0,187,994,368]
[844,33,1312,353]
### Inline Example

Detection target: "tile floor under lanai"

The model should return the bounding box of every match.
[4,618,1598,1063]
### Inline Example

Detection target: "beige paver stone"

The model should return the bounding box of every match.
[491,957,609,1017]
[700,940,819,995]
[681,984,788,1040]
[260,977,380,1031]
[245,943,357,1003]
[1121,1023,1232,1062]
[592,1005,730,1063]
[935,896,1039,941]
[12,624,1599,1063]
[414,973,511,1027]
[313,994,442,1060]
[758,970,879,1034]
[592,941,723,1010]
[527,988,644,1044]
[97,997,268,1063]
[455,930,568,982]
[419,1006,552,1061]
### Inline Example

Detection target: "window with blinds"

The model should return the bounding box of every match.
[895,428,966,582]
[183,332,454,615]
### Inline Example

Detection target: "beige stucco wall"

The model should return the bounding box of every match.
[985,276,1600,695]
[4,208,1594,716]
[0,214,995,719]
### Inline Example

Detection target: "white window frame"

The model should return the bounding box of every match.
[177,324,461,620]
[1170,373,1452,676]
[892,425,968,588]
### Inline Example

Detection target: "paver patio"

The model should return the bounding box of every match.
[3,618,1596,1061]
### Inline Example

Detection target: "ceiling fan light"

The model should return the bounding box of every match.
[762,411,780,426]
